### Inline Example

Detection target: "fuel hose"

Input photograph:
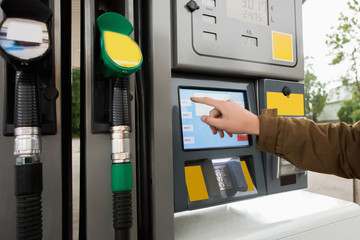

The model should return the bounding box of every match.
[14,71,43,240]
[111,77,132,240]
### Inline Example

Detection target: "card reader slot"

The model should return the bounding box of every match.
[272,155,306,179]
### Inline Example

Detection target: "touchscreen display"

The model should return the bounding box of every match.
[179,88,250,150]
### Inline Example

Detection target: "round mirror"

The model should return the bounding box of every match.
[0,18,50,61]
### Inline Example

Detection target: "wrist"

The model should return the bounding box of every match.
[250,115,260,135]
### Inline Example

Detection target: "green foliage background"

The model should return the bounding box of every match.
[337,88,360,123]
[72,68,80,138]
[327,0,360,123]
[303,58,328,122]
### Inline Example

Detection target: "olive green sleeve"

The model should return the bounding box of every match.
[256,109,360,179]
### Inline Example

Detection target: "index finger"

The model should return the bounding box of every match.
[190,97,224,110]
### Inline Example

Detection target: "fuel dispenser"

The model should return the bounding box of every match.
[97,12,143,239]
[81,0,306,239]
[0,0,72,239]
[172,0,306,212]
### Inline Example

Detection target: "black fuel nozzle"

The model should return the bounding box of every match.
[0,1,52,239]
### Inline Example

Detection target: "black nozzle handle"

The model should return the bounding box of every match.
[113,191,132,240]
[14,71,40,128]
[15,163,43,240]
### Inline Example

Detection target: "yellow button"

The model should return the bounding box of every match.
[272,31,293,62]
[241,161,255,192]
[103,31,142,68]
[267,92,304,116]
[184,165,209,202]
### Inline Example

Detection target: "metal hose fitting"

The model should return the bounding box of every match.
[14,127,41,165]
[111,126,131,164]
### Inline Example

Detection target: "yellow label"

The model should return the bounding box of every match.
[272,31,293,62]
[267,92,304,116]
[241,161,255,192]
[184,166,209,202]
[103,31,142,68]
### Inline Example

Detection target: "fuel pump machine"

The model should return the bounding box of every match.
[172,0,306,212]
[81,0,306,239]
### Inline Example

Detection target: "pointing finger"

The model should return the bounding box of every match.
[191,97,224,110]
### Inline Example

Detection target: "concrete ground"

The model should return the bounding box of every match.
[71,139,355,239]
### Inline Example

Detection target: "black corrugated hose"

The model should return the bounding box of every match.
[14,71,40,128]
[111,77,131,127]
[111,77,132,240]
[14,71,43,240]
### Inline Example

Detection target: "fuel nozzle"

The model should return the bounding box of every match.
[97,12,143,240]
[0,0,52,239]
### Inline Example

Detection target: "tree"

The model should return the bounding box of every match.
[337,86,360,124]
[326,0,360,122]
[326,0,360,94]
[303,57,328,122]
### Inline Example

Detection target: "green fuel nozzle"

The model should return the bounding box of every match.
[97,12,143,240]
[97,12,143,78]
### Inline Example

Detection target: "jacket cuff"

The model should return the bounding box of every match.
[256,109,279,154]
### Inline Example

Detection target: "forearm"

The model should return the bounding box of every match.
[256,109,360,179]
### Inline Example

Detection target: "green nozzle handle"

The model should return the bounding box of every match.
[97,12,143,78]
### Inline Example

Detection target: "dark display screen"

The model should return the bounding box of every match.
[227,0,268,26]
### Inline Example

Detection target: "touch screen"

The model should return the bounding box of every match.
[179,88,250,150]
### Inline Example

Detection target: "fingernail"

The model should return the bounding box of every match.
[201,116,205,122]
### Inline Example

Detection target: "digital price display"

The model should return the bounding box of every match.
[179,88,250,150]
[227,0,268,26]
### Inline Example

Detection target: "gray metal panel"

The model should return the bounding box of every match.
[173,0,304,81]
[192,0,296,66]
[150,1,174,239]
[0,1,63,238]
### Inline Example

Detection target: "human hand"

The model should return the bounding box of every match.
[190,97,260,137]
